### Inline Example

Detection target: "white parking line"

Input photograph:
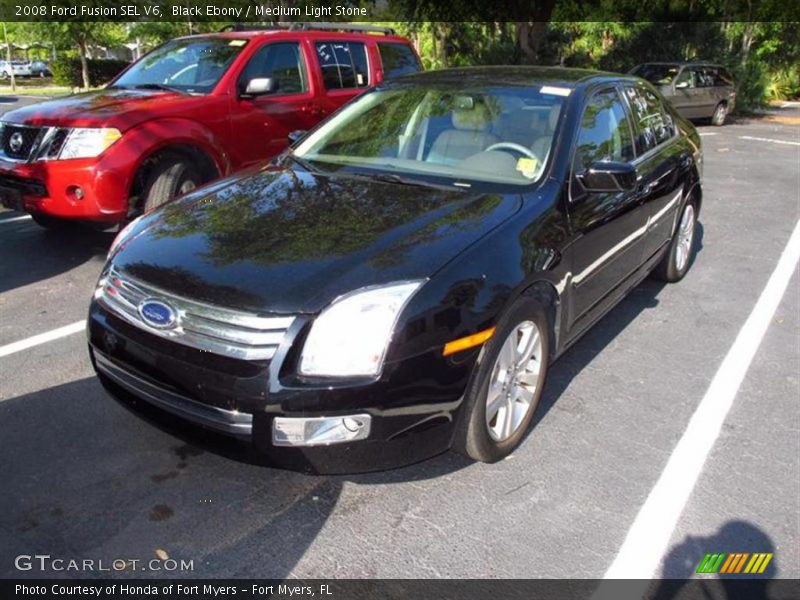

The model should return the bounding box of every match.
[603,218,800,580]
[0,215,32,224]
[0,320,86,358]
[739,135,800,147]
[698,132,718,137]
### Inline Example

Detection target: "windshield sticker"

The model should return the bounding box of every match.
[228,40,246,47]
[540,86,571,97]
[516,157,539,179]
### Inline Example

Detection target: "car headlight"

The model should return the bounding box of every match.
[299,281,424,378]
[107,215,143,259]
[59,127,122,160]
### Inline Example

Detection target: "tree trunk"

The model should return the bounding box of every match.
[516,21,547,64]
[78,39,90,90]
[2,22,15,92]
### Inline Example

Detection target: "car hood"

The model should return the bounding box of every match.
[112,167,522,314]
[1,88,192,130]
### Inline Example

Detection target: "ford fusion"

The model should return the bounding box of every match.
[88,67,702,473]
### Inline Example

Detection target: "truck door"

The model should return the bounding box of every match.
[230,40,321,167]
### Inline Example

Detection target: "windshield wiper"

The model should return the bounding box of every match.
[344,170,457,191]
[284,152,326,174]
[127,83,188,95]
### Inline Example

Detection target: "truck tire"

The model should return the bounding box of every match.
[142,156,200,213]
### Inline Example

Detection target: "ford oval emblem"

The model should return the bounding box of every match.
[138,299,178,330]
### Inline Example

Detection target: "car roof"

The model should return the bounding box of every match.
[177,30,412,44]
[637,61,724,67]
[386,66,636,89]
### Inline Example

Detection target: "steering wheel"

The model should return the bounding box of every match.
[485,142,537,160]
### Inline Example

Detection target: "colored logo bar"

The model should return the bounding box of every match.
[696,552,773,574]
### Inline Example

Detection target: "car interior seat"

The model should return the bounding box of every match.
[426,100,499,167]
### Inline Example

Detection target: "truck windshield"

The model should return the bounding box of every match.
[112,38,248,94]
[293,84,566,186]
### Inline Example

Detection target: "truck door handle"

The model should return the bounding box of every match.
[302,104,324,116]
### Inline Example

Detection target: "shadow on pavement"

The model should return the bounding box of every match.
[0,375,472,579]
[0,214,114,293]
[532,222,705,433]
[651,520,777,599]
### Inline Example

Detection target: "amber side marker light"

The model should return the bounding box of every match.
[442,327,496,357]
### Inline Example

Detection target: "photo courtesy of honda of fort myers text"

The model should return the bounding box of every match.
[0,0,798,599]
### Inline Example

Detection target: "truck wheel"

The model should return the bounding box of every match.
[142,157,200,213]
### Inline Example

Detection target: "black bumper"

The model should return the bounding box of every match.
[88,302,473,474]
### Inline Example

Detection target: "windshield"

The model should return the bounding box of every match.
[113,37,248,94]
[293,84,567,186]
[632,64,679,85]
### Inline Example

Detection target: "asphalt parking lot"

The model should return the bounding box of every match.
[1,98,798,582]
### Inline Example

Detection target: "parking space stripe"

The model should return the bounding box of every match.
[739,135,800,147]
[602,218,800,580]
[0,215,32,224]
[0,320,86,358]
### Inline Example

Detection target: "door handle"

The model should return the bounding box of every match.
[302,104,325,116]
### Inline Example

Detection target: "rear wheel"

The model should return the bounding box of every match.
[142,156,200,213]
[454,297,550,463]
[652,199,697,282]
[711,102,728,126]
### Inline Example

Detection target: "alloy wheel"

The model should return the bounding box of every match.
[674,204,696,272]
[484,320,543,442]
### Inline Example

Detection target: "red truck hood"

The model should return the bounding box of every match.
[1,88,204,131]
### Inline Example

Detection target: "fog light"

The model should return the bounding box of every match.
[272,414,371,447]
[67,185,84,201]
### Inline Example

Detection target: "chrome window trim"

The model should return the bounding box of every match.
[95,266,295,361]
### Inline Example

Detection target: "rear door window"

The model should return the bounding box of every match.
[623,85,676,154]
[315,42,369,90]
[378,43,421,79]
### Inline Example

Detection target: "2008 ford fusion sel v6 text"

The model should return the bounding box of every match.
[87,67,702,473]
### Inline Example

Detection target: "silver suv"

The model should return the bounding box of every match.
[631,62,736,126]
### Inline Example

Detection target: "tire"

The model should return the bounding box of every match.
[711,102,728,126]
[142,157,201,213]
[454,296,550,463]
[652,198,698,282]
[31,213,72,230]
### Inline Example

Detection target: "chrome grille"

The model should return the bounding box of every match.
[95,267,295,361]
[0,124,71,162]
[1,124,43,160]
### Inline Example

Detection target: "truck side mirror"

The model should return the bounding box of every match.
[241,77,278,98]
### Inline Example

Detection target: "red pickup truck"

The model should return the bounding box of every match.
[0,23,421,229]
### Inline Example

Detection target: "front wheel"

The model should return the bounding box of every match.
[142,157,201,213]
[454,297,550,463]
[652,199,697,282]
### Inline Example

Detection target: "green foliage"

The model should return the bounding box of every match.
[767,66,800,101]
[50,57,129,88]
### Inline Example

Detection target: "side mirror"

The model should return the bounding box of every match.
[241,77,278,97]
[577,161,637,193]
[287,130,307,144]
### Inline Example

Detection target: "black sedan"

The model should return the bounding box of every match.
[88,67,702,473]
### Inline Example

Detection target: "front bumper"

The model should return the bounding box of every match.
[88,301,473,474]
[0,154,129,222]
